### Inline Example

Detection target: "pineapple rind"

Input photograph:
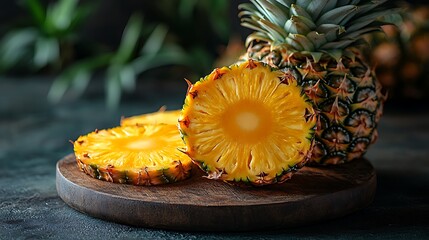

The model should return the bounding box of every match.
[246,43,383,164]
[76,152,192,185]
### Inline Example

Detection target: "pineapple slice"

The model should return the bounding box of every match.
[179,60,316,186]
[121,109,181,126]
[73,125,192,185]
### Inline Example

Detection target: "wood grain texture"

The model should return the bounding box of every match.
[56,154,376,231]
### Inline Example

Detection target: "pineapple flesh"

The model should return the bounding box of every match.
[179,60,316,186]
[239,0,394,164]
[73,125,193,185]
[121,109,181,126]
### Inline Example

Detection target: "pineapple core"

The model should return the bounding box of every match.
[221,100,272,143]
[125,138,159,150]
[236,112,259,130]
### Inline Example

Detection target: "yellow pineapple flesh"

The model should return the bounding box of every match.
[121,109,181,126]
[179,60,316,186]
[73,125,192,185]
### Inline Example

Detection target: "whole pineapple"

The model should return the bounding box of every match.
[239,0,395,164]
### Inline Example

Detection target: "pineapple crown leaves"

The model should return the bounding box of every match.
[239,0,398,61]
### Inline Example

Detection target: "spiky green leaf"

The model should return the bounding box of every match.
[306,31,327,48]
[286,33,315,51]
[316,5,358,26]
[284,16,312,34]
[290,4,312,20]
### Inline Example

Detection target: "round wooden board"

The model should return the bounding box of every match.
[56,154,376,231]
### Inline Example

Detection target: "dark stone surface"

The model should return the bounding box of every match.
[1,78,428,239]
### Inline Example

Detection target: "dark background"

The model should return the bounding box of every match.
[0,0,249,47]
[1,0,428,105]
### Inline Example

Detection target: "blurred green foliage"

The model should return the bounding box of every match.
[0,0,92,72]
[152,0,231,75]
[0,0,232,108]
[48,14,191,109]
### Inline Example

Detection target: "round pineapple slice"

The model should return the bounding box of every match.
[121,109,181,126]
[179,60,316,186]
[73,125,192,185]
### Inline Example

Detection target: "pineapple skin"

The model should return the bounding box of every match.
[75,156,192,186]
[179,60,316,186]
[245,43,386,164]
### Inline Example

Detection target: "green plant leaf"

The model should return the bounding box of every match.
[141,24,168,55]
[23,0,46,27]
[49,0,79,31]
[69,3,95,32]
[133,45,189,73]
[48,68,90,103]
[106,68,122,110]
[34,37,59,68]
[0,28,38,71]
[70,69,91,97]
[206,0,230,40]
[112,13,142,65]
[48,74,72,103]
[119,64,136,92]
[178,0,198,21]
[48,53,112,103]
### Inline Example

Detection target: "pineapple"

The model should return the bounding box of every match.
[121,109,181,126]
[239,0,395,164]
[73,125,193,185]
[178,60,316,186]
[371,4,429,99]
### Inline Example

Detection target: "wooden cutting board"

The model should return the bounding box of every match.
[56,154,376,231]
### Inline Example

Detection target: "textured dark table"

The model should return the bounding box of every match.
[1,78,428,239]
